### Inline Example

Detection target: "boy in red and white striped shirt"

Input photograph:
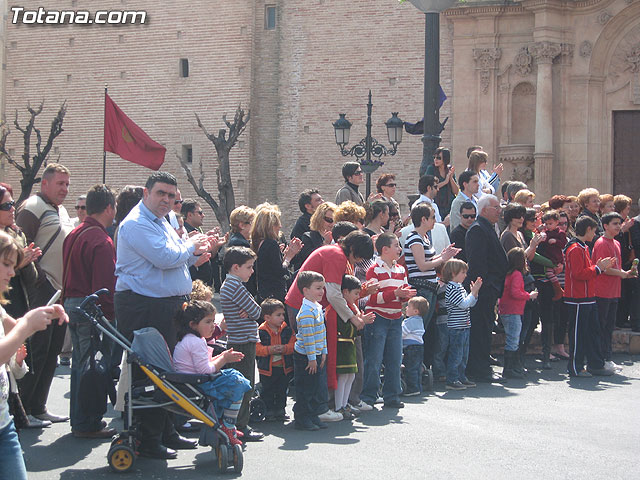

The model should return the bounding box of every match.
[360,233,416,409]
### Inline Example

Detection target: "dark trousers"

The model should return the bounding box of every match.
[259,367,290,415]
[114,290,185,447]
[226,342,256,430]
[293,352,324,423]
[520,299,539,346]
[616,277,639,328]
[18,279,66,415]
[553,298,568,345]
[596,298,618,361]
[466,291,498,378]
[566,301,605,376]
[403,344,424,393]
[535,281,556,356]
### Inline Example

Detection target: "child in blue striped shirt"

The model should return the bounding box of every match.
[293,271,328,431]
[442,259,482,391]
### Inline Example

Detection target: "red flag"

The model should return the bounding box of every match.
[104,93,166,170]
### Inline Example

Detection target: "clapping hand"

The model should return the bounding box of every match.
[596,256,615,271]
[395,286,417,300]
[470,277,483,296]
[222,348,245,363]
[361,312,376,325]
[283,237,303,262]
[362,279,380,296]
[190,234,211,255]
[441,243,461,261]
[18,243,42,269]
[321,229,333,244]
[194,252,212,267]
[621,217,635,233]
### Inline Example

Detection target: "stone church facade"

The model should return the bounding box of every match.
[0,0,637,229]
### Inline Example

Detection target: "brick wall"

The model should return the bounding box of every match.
[1,0,453,232]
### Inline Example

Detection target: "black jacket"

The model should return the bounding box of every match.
[185,222,213,285]
[292,230,325,271]
[290,212,312,240]
[465,216,508,297]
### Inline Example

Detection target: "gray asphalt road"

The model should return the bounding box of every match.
[21,355,640,480]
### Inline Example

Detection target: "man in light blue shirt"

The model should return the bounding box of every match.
[114,171,210,460]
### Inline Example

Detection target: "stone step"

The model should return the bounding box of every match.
[490,328,640,355]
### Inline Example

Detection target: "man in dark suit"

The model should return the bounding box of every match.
[464,194,508,382]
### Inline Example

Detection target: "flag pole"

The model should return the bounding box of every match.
[103,84,107,184]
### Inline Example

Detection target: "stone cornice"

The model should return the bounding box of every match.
[443,4,525,17]
[445,0,616,16]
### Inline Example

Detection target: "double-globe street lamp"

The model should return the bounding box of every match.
[333,90,404,198]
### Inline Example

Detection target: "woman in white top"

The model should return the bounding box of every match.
[467,149,503,200]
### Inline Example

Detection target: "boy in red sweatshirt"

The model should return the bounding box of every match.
[564,216,615,377]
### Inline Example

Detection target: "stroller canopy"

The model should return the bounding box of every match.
[131,327,174,373]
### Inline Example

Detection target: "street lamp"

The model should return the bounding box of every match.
[407,0,456,177]
[333,90,404,198]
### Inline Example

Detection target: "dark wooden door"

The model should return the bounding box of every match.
[613,111,640,214]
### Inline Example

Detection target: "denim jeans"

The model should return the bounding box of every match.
[500,314,522,352]
[447,327,470,384]
[65,297,110,433]
[402,344,424,393]
[360,314,403,404]
[0,420,28,480]
[414,287,438,366]
[432,322,449,378]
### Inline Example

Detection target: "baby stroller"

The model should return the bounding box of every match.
[76,289,243,474]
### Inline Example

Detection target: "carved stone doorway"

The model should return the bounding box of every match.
[613,110,640,214]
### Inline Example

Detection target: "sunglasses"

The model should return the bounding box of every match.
[461,214,476,219]
[195,210,204,216]
[353,170,363,175]
[174,200,184,205]
[323,216,334,224]
[74,205,86,211]
[0,201,15,211]
[385,183,397,187]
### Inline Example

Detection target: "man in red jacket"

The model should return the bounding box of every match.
[564,216,614,377]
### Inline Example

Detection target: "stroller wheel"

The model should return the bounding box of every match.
[249,397,267,423]
[232,443,244,473]
[108,444,136,473]
[216,443,229,472]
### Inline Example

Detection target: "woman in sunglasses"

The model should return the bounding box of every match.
[0,183,44,429]
[425,147,458,218]
[0,184,41,321]
[292,202,337,271]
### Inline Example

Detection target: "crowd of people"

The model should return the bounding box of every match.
[1,147,639,475]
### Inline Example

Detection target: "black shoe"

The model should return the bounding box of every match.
[164,435,198,450]
[383,400,404,409]
[311,416,328,429]
[294,420,319,431]
[239,427,264,442]
[138,444,178,459]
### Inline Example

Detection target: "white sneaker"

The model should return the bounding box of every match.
[317,409,343,422]
[375,396,384,405]
[605,360,623,371]
[26,415,52,428]
[350,401,373,412]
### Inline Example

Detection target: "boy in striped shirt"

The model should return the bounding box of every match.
[442,259,482,391]
[293,271,329,431]
[220,247,264,441]
[361,233,416,409]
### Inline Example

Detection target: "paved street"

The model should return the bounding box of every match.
[22,354,640,480]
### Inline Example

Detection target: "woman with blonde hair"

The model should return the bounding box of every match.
[577,187,603,248]
[467,149,503,199]
[250,203,302,303]
[0,231,68,480]
[292,202,336,271]
[513,189,535,208]
[333,201,366,229]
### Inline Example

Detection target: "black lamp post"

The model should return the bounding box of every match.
[333,90,404,198]
[407,0,456,177]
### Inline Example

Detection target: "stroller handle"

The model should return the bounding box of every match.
[79,288,110,311]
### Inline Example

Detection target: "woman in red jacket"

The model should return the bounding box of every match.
[499,248,538,378]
